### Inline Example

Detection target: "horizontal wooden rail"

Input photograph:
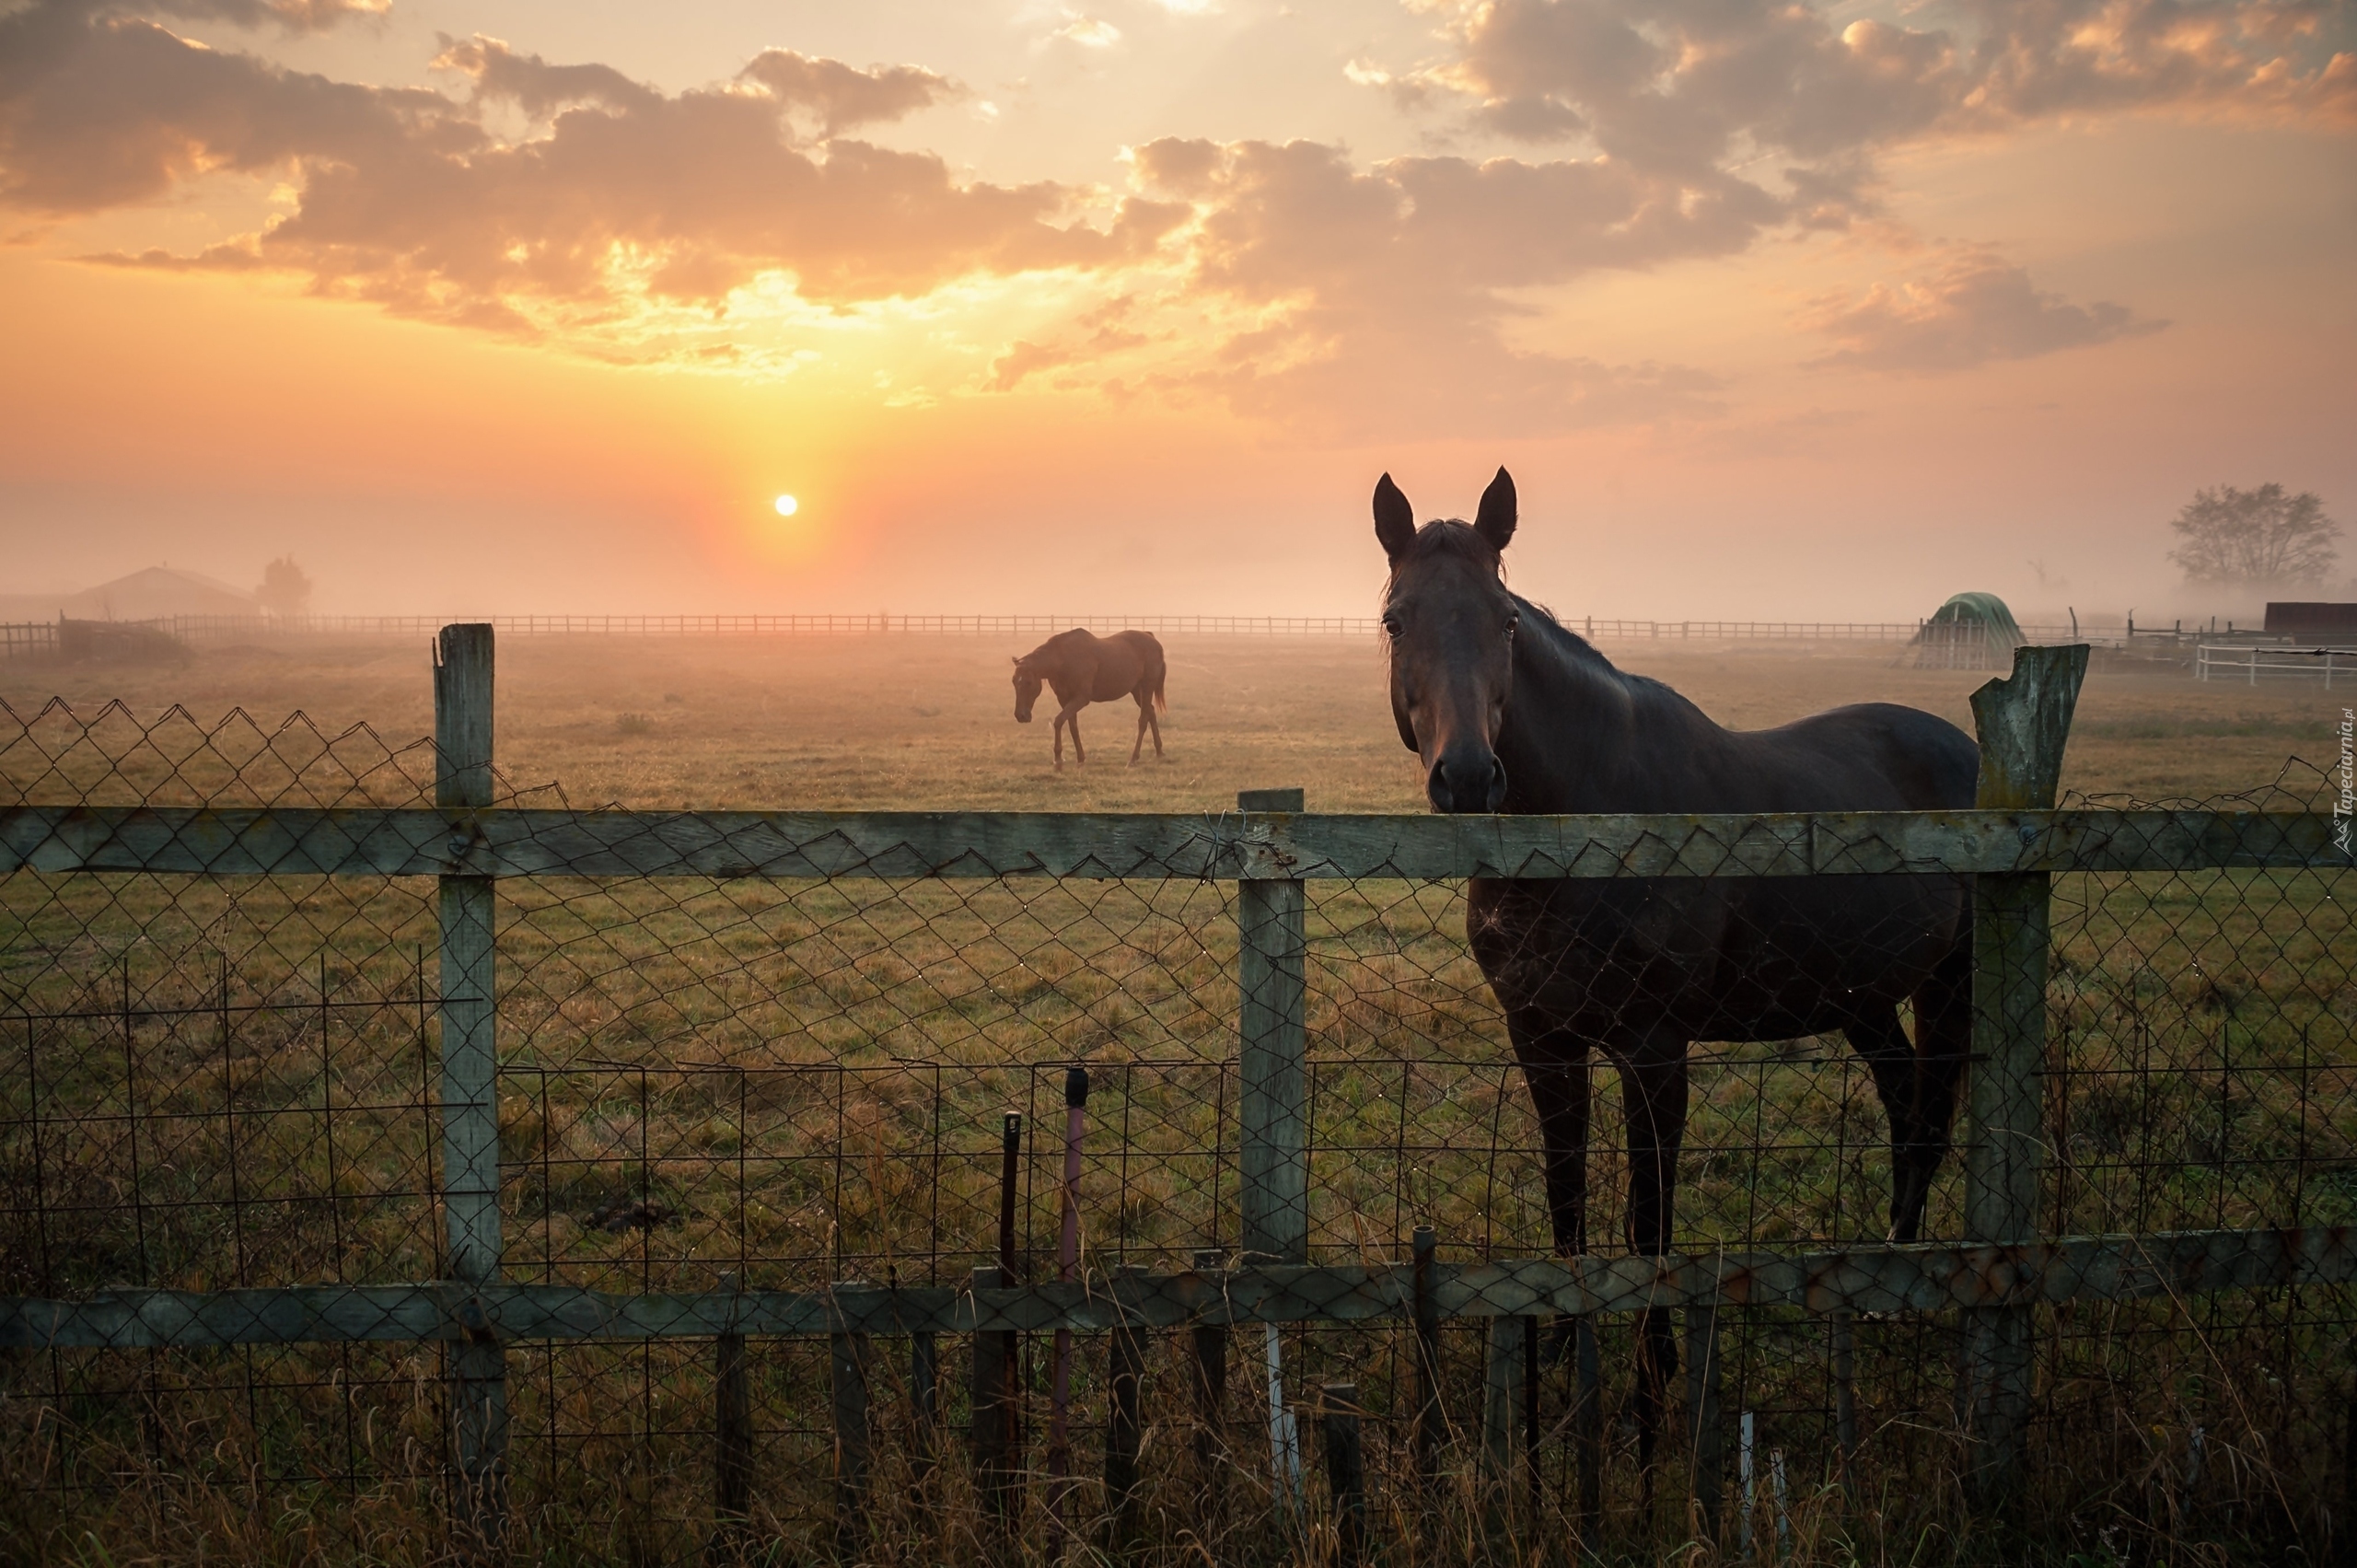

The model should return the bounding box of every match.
[0,807,2342,880]
[6,1228,2350,1349]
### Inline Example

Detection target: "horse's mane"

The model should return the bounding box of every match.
[1381,518,1683,710]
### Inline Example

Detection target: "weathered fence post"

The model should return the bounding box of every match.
[1320,1383,1368,1568]
[1237,787,1308,1534]
[1961,642,2088,1502]
[1687,1303,1724,1537]
[1191,1249,1231,1540]
[1411,1225,1442,1493]
[1573,1315,1602,1533]
[910,1329,939,1498]
[1237,787,1308,1265]
[435,622,506,1557]
[1481,1315,1521,1483]
[1830,1309,1858,1500]
[710,1274,751,1564]
[831,1312,873,1558]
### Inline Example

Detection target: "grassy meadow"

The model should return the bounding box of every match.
[3,631,2353,1565]
[3,627,2345,809]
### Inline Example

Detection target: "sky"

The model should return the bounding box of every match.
[1,0,2351,618]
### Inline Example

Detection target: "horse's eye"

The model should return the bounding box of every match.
[1505,613,1520,636]
[1380,614,1403,638]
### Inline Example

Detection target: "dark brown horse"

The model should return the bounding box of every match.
[1374,467,1978,1447]
[1012,628,1167,768]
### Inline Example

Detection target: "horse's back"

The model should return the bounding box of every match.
[1476,697,1978,1041]
[1747,703,1977,810]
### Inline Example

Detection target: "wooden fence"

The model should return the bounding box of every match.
[2,628,2350,1554]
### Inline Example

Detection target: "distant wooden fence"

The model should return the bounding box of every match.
[0,610,2129,653]
[0,621,57,658]
[2,629,2348,1552]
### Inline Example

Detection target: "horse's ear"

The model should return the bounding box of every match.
[1474,467,1516,553]
[1373,473,1416,562]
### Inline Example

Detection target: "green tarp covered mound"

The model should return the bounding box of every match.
[1912,591,2023,668]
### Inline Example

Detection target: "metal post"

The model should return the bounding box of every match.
[1961,643,2087,1503]
[435,622,506,1556]
[1237,787,1308,1264]
[970,1264,1016,1535]
[1048,1069,1086,1552]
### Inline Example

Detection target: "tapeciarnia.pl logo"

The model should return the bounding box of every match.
[2336,706,2353,856]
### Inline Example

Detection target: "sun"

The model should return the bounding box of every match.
[772,494,799,517]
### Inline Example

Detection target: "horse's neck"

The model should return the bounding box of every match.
[1498,618,1728,812]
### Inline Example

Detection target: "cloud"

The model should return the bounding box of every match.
[0,3,458,214]
[1057,17,1123,49]
[988,339,1074,389]
[1798,249,2169,373]
[1390,0,2353,180]
[433,34,659,118]
[0,0,2254,436]
[1,4,1185,333]
[733,47,964,136]
[147,0,388,29]
[1124,136,1733,437]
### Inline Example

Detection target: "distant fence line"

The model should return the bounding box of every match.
[2195,642,2357,685]
[0,611,2142,656]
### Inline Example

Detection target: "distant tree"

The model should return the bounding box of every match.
[256,556,313,617]
[2167,483,2340,589]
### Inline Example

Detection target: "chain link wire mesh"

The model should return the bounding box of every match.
[4,695,2352,1563]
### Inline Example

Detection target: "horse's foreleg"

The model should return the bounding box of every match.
[1844,1006,1932,1241]
[1051,712,1065,771]
[1901,937,1975,1242]
[1056,702,1088,766]
[1617,1038,1690,1480]
[1515,1027,1593,1381]
[1515,1032,1593,1259]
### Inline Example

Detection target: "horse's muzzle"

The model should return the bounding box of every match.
[1427,749,1506,813]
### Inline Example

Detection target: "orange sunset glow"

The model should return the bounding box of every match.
[1,0,2351,619]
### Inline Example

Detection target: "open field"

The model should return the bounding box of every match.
[5,627,2338,806]
[4,630,2343,808]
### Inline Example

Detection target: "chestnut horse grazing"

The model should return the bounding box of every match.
[1374,466,1978,1459]
[1012,628,1167,768]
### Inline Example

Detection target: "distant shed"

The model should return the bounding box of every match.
[1911,591,2025,669]
[59,566,256,621]
[2264,602,2357,641]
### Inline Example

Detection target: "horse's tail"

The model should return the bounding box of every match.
[1152,658,1167,714]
